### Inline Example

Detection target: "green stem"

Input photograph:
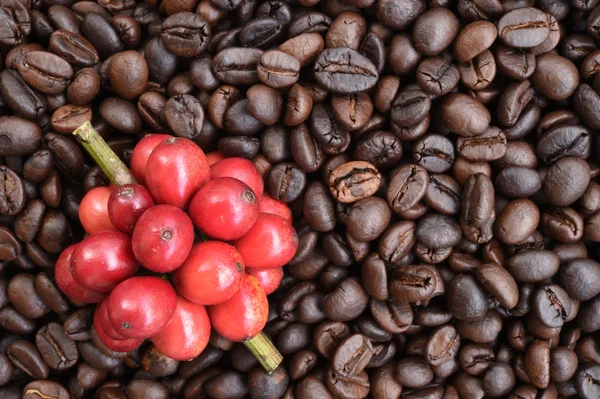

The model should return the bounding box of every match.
[72,121,137,187]
[243,332,283,374]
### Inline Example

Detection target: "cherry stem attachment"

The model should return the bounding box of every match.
[72,121,137,187]
[72,122,284,373]
[244,332,283,374]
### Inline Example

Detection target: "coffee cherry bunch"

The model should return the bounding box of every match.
[54,125,297,371]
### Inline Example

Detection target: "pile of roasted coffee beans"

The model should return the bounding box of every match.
[4,0,600,397]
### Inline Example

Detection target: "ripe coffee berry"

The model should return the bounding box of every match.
[189,177,259,240]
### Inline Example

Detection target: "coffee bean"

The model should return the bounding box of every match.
[453,21,497,63]
[35,322,78,370]
[498,7,550,48]
[23,380,69,399]
[461,173,494,229]
[240,17,283,49]
[7,340,49,379]
[416,56,460,96]
[0,116,43,157]
[17,51,73,95]
[544,156,590,206]
[531,54,578,100]
[326,368,370,399]
[328,161,380,203]
[494,199,540,244]
[447,274,488,321]
[459,50,496,91]
[322,277,368,322]
[7,274,50,319]
[506,249,560,282]
[314,47,378,94]
[532,284,571,328]
[160,12,210,58]
[257,50,300,89]
[332,334,372,377]
[413,134,455,173]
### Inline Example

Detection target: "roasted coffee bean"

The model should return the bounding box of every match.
[413,134,455,173]
[447,274,488,321]
[7,274,50,319]
[325,368,370,399]
[506,249,560,282]
[35,322,78,370]
[0,69,47,120]
[416,213,462,249]
[160,12,210,58]
[329,161,380,203]
[394,357,433,389]
[498,7,551,48]
[0,166,25,216]
[461,173,494,229]
[331,334,372,377]
[22,380,69,399]
[322,277,368,322]
[544,156,590,206]
[257,50,300,89]
[17,51,73,95]
[391,264,437,303]
[494,199,540,244]
[7,340,49,379]
[314,47,378,94]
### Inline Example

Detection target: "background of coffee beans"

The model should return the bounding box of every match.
[4,0,600,398]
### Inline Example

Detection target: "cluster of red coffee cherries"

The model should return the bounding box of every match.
[54,134,298,363]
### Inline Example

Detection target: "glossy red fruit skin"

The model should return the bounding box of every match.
[151,296,211,361]
[108,276,177,339]
[146,137,210,209]
[54,245,105,304]
[189,177,259,240]
[210,157,264,199]
[94,298,127,340]
[258,194,293,224]
[130,134,171,186]
[132,205,194,273]
[108,184,156,234]
[79,186,116,234]
[173,241,245,305]
[247,267,284,295]
[233,213,298,269]
[206,151,225,166]
[71,232,138,293]
[208,274,268,342]
[93,324,143,353]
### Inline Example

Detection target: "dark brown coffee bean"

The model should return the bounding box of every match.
[506,249,560,282]
[7,274,50,319]
[314,47,379,94]
[257,50,300,89]
[498,7,551,48]
[390,264,437,303]
[0,166,25,216]
[453,21,497,63]
[7,340,49,379]
[494,199,540,244]
[447,274,488,321]
[0,116,43,157]
[160,12,210,58]
[23,380,69,399]
[322,277,368,322]
[17,51,73,95]
[36,322,78,370]
[332,334,373,377]
[328,161,381,203]
[476,262,518,309]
